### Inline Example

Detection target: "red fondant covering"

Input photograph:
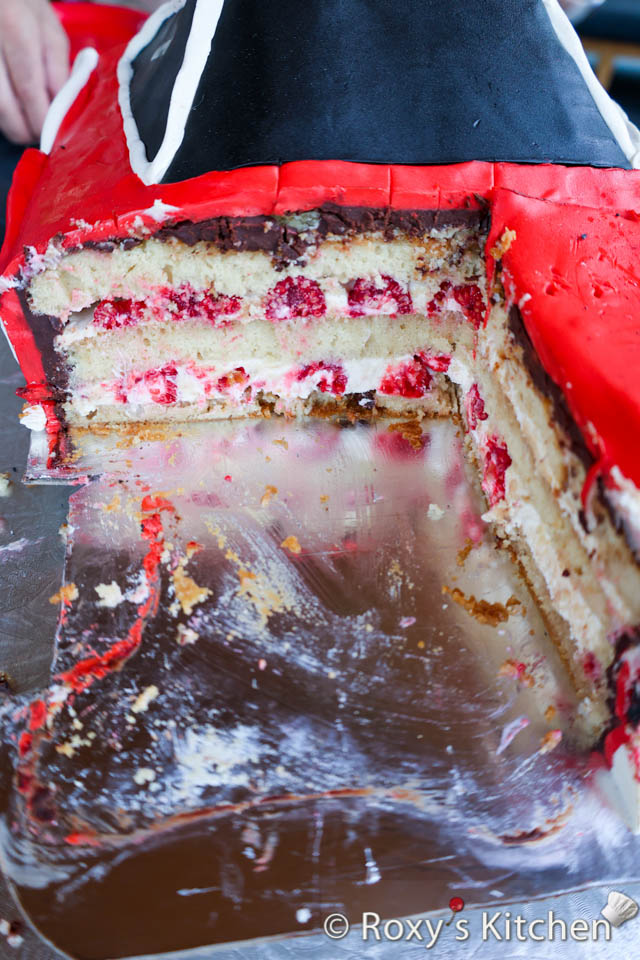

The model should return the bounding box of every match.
[488,191,640,491]
[52,2,148,62]
[2,4,640,497]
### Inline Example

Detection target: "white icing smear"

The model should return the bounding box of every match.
[19,405,47,432]
[606,466,640,556]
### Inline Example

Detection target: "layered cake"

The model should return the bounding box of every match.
[2,0,640,827]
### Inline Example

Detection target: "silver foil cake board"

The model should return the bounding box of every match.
[0,414,638,959]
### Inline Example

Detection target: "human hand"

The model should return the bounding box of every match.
[0,0,70,144]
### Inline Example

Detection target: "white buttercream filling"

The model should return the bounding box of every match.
[607,466,640,556]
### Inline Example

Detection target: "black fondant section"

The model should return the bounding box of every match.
[130,0,197,163]
[126,0,630,183]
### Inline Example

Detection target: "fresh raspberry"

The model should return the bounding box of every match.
[297,361,347,395]
[379,355,432,398]
[419,351,451,373]
[465,384,489,430]
[93,298,146,329]
[141,363,178,405]
[214,367,249,393]
[94,287,241,329]
[427,280,485,328]
[264,277,326,321]
[168,285,241,324]
[482,436,512,506]
[348,275,413,317]
[453,283,485,328]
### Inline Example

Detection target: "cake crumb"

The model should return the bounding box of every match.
[387,420,425,449]
[236,565,288,624]
[498,658,535,688]
[0,473,12,497]
[133,767,156,786]
[132,685,159,714]
[544,705,557,723]
[173,564,211,616]
[177,624,199,646]
[273,437,289,449]
[457,538,475,567]
[539,730,563,754]
[261,485,278,506]
[491,227,517,260]
[442,585,512,626]
[427,503,444,520]
[49,583,78,606]
[281,535,302,554]
[95,581,124,608]
[103,492,120,513]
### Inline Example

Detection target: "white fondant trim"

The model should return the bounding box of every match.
[40,48,99,155]
[0,315,19,365]
[118,0,225,185]
[542,0,640,168]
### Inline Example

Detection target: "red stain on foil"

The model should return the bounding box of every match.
[58,497,173,694]
[28,700,47,731]
[64,832,102,847]
[15,494,177,837]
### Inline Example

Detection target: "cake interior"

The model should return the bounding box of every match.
[21,206,640,802]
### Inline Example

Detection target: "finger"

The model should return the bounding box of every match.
[3,15,51,140]
[0,54,32,144]
[42,7,70,98]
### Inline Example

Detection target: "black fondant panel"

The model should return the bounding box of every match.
[127,0,630,182]
[130,0,196,163]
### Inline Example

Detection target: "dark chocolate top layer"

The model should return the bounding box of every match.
[155,204,488,259]
[128,0,630,184]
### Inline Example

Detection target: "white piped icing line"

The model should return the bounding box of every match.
[541,0,640,168]
[41,48,99,155]
[118,0,225,185]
